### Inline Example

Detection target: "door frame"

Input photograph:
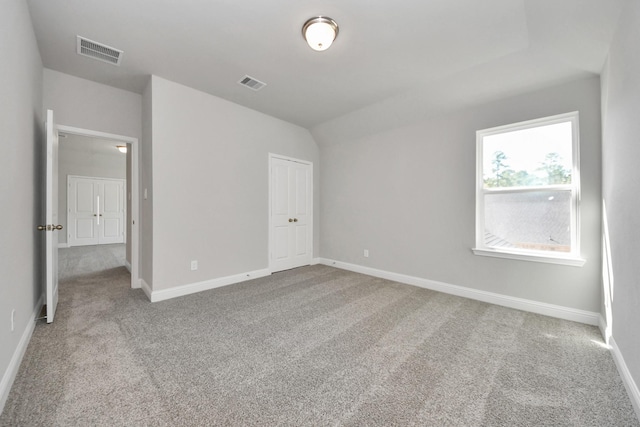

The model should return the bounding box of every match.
[268,153,313,273]
[67,175,127,247]
[57,124,140,289]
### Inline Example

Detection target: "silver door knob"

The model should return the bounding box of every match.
[54,225,63,230]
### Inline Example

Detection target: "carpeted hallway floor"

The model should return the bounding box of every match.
[57,243,126,282]
[1,252,638,426]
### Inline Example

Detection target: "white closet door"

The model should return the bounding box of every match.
[68,177,99,246]
[67,176,125,246]
[291,162,311,260]
[99,180,125,244]
[270,156,312,272]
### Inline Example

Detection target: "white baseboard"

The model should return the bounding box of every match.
[0,294,44,414]
[146,268,272,303]
[140,278,152,300]
[124,260,131,273]
[610,336,640,421]
[320,258,600,326]
[598,314,607,340]
[311,257,321,265]
[57,243,69,249]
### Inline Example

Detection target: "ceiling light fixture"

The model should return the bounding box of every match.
[116,145,127,153]
[302,16,338,51]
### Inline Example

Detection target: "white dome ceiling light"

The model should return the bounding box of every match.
[302,16,339,52]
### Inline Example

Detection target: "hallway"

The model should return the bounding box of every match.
[58,244,126,282]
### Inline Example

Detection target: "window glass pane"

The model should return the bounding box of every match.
[483,122,572,188]
[484,190,571,253]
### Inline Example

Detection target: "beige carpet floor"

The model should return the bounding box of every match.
[1,251,638,426]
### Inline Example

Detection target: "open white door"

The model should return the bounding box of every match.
[42,109,60,323]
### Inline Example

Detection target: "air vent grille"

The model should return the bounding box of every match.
[238,75,267,91]
[76,36,123,66]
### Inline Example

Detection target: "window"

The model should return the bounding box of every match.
[473,112,584,266]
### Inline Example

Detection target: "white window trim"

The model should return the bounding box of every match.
[473,111,585,267]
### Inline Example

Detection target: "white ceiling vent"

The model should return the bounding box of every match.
[76,36,123,66]
[238,75,267,91]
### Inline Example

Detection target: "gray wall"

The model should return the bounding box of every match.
[140,79,153,286]
[313,77,602,313]
[148,76,320,291]
[601,0,640,408]
[0,0,43,411]
[57,136,127,244]
[43,69,141,140]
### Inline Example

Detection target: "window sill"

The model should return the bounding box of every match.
[472,248,586,267]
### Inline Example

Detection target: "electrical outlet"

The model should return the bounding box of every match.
[11,309,15,332]
[190,260,198,271]
[364,249,369,258]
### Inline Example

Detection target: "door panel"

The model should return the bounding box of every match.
[100,181,124,244]
[102,218,121,239]
[273,165,289,216]
[295,168,308,215]
[292,163,311,261]
[75,181,95,212]
[75,218,96,239]
[274,226,289,259]
[69,179,99,245]
[102,182,121,213]
[295,225,308,256]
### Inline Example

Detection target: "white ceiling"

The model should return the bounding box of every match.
[26,0,626,129]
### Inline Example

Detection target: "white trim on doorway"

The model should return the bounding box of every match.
[56,125,140,289]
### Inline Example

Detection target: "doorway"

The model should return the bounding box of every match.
[56,125,140,289]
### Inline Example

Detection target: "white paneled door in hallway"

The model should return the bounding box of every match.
[67,176,125,246]
[270,155,313,273]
